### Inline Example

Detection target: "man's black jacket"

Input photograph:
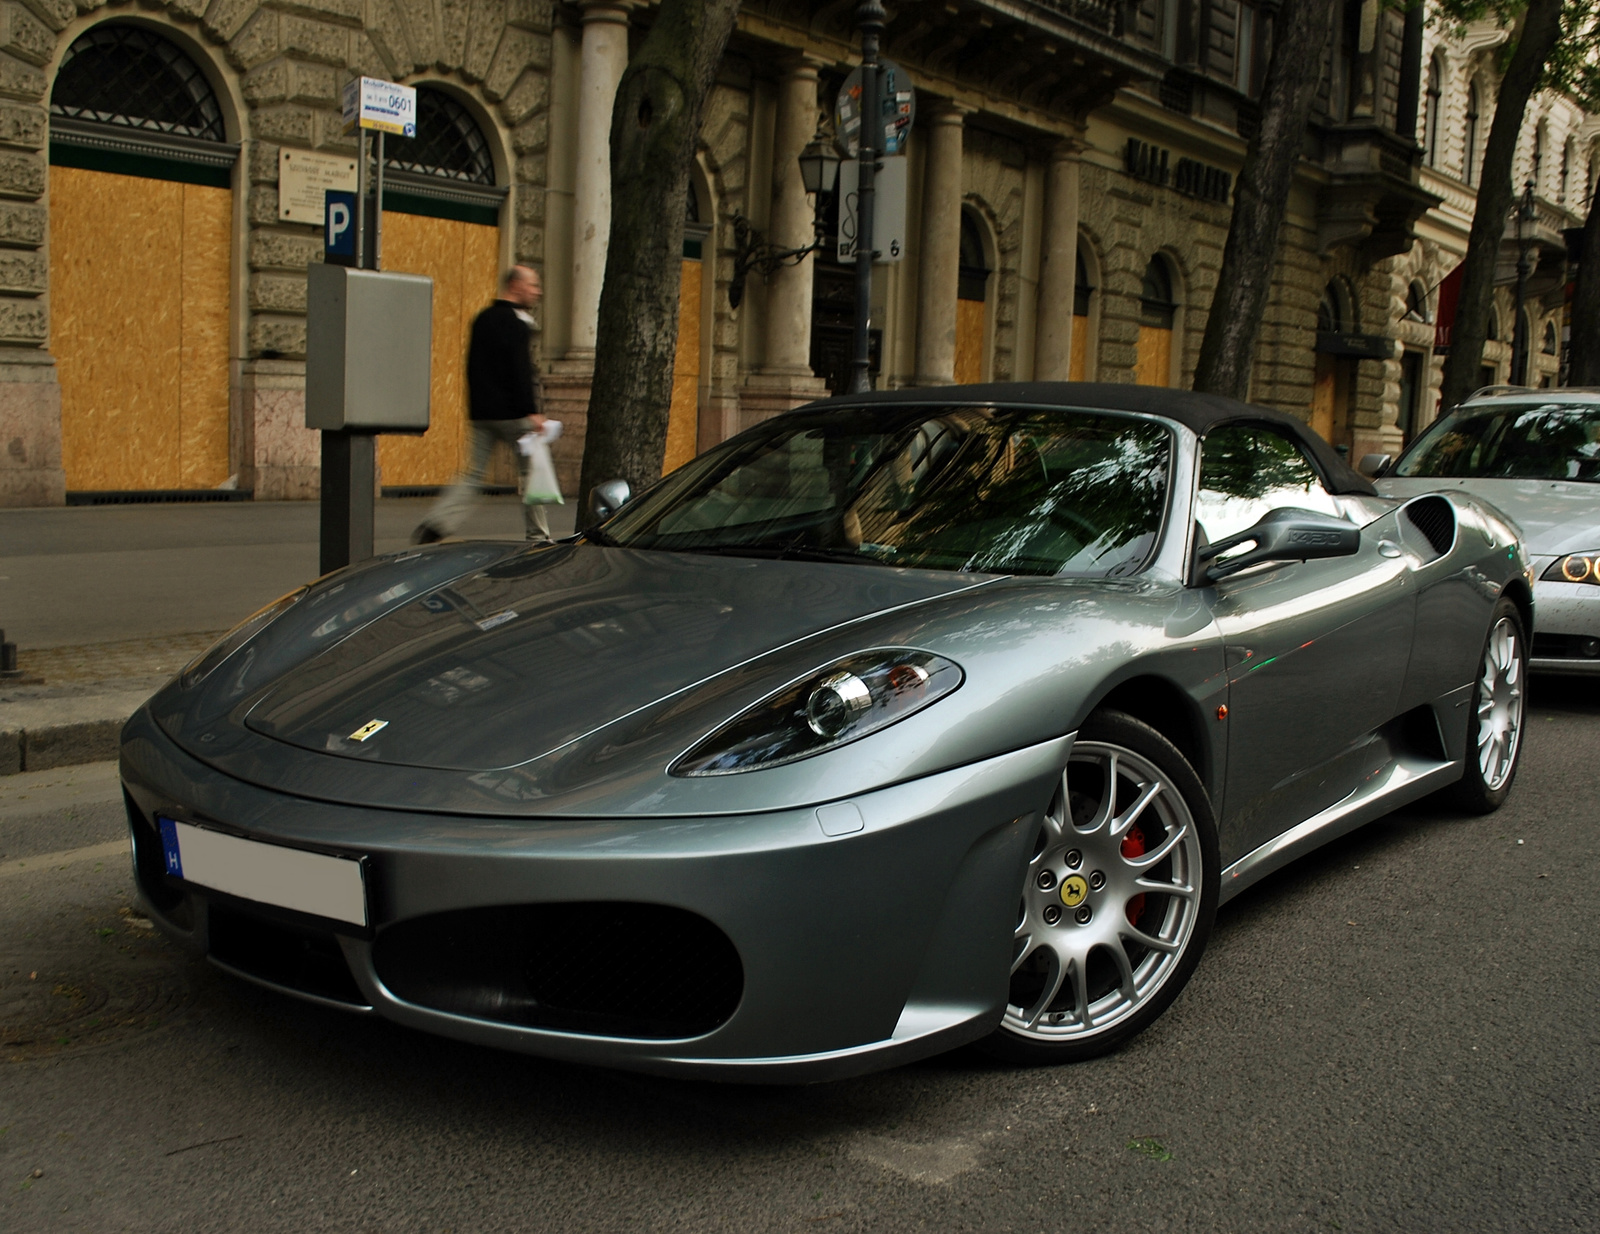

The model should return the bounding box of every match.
[466,299,538,421]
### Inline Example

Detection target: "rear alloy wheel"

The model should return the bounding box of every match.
[1448,597,1527,814]
[980,711,1218,1065]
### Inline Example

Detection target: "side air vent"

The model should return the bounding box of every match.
[1404,496,1456,559]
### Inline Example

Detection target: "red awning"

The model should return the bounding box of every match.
[1433,262,1464,353]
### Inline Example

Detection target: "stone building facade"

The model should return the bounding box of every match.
[0,0,1594,508]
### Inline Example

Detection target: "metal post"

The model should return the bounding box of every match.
[319,430,376,576]
[849,0,885,394]
[374,130,384,271]
[355,129,368,271]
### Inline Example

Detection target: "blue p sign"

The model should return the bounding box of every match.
[325,190,356,260]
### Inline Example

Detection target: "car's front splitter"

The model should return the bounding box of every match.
[120,707,1071,1081]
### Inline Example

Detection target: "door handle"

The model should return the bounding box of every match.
[1378,540,1402,558]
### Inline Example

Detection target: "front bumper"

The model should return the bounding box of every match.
[120,706,1068,1082]
[1530,572,1600,674]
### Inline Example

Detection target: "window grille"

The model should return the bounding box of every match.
[384,88,495,185]
[51,24,225,142]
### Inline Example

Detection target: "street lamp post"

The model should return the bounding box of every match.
[1512,179,1536,386]
[849,0,885,394]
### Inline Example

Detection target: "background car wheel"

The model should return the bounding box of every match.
[978,710,1219,1066]
[1447,596,1528,815]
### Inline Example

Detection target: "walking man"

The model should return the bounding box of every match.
[414,265,553,544]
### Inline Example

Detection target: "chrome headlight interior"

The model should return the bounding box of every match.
[1542,552,1600,586]
[672,649,963,776]
[181,587,308,687]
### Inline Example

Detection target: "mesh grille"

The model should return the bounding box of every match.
[374,902,744,1039]
[383,88,495,185]
[51,24,225,142]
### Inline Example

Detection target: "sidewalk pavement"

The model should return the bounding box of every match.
[1,495,576,774]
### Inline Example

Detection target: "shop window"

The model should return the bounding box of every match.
[1135,255,1177,388]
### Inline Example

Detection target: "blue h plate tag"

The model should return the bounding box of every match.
[158,817,184,878]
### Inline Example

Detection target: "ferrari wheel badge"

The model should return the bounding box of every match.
[1059,874,1089,908]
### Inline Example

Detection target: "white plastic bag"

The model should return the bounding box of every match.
[522,432,564,505]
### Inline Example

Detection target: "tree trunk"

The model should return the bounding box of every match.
[1192,0,1340,399]
[1437,0,1565,412]
[578,0,741,509]
[1567,189,1600,385]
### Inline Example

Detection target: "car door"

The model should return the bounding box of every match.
[1198,424,1416,865]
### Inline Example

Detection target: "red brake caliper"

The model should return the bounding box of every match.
[1121,826,1147,925]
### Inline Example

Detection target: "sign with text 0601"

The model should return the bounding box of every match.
[343,77,417,137]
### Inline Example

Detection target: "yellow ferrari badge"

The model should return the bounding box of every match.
[1059,874,1089,908]
[349,719,389,742]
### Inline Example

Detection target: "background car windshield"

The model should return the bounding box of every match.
[605,406,1172,577]
[1395,402,1600,482]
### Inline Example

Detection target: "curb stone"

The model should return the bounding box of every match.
[0,691,152,775]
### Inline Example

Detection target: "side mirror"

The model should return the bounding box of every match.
[588,478,632,524]
[1358,453,1392,478]
[1195,507,1361,583]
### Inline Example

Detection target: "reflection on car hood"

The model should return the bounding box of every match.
[243,544,994,771]
[1378,476,1600,556]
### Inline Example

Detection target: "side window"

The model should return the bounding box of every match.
[1196,425,1342,543]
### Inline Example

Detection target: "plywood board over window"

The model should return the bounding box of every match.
[51,167,231,492]
[377,212,501,488]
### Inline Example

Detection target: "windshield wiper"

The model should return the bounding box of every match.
[651,542,891,566]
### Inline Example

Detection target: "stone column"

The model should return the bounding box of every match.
[741,57,830,427]
[1033,136,1084,381]
[913,106,968,387]
[566,1,631,361]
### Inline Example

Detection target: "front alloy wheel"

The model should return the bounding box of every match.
[1448,597,1527,813]
[981,711,1218,1064]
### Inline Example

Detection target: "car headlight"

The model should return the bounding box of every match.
[181,587,308,687]
[1542,553,1600,585]
[672,649,964,776]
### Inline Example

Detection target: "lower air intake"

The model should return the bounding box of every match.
[373,902,743,1040]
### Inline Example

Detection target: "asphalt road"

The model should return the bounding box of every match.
[2,680,1598,1233]
[0,497,577,650]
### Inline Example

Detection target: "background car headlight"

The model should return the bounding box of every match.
[181,587,308,687]
[1542,553,1600,585]
[672,649,963,775]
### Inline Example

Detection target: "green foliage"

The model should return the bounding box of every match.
[1417,0,1600,109]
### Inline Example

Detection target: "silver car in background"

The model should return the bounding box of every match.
[1376,388,1600,674]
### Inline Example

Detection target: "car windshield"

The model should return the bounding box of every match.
[1394,401,1600,482]
[601,405,1173,577]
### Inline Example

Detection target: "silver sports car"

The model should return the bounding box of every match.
[1373,387,1600,674]
[121,384,1530,1081]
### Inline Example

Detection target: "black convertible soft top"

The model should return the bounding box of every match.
[805,381,1377,497]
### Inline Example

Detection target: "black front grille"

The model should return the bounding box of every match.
[1405,496,1456,557]
[208,902,367,1006]
[373,903,744,1040]
[1533,633,1600,660]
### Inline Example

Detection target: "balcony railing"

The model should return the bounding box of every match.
[1032,0,1122,36]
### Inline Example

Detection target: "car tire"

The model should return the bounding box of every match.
[1446,596,1528,815]
[978,709,1219,1066]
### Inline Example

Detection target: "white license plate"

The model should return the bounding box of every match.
[158,818,367,926]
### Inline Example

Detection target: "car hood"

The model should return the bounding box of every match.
[1378,476,1600,556]
[241,544,994,771]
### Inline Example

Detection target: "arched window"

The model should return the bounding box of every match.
[1070,239,1097,381]
[1543,320,1558,355]
[1486,307,1498,342]
[1136,255,1178,387]
[957,211,991,302]
[1405,280,1430,323]
[51,24,224,141]
[1424,54,1443,168]
[1560,138,1574,205]
[1319,280,1355,333]
[384,87,495,185]
[1465,82,1480,186]
[1532,122,1548,197]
